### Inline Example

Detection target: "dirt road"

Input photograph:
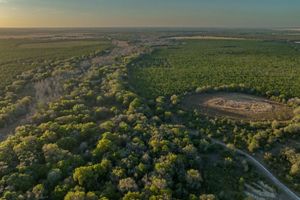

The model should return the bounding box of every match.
[210,138,300,200]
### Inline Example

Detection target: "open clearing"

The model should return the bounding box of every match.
[182,92,294,121]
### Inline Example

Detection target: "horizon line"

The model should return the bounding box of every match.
[0,26,299,30]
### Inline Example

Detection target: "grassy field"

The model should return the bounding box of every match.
[128,39,300,98]
[0,39,111,89]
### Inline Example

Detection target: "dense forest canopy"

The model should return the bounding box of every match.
[0,29,299,200]
[129,39,300,99]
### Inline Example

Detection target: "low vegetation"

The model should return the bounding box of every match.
[0,39,110,90]
[129,39,300,99]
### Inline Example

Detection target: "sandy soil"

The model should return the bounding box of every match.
[182,92,294,121]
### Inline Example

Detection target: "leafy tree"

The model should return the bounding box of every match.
[73,159,111,190]
[42,143,70,164]
[47,168,62,186]
[122,192,142,200]
[64,191,86,200]
[6,173,34,192]
[32,184,47,199]
[170,95,179,105]
[186,169,202,190]
[199,194,217,200]
[118,177,138,193]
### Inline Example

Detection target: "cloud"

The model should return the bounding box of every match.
[0,0,8,3]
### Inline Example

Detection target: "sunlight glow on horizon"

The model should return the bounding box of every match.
[0,0,299,28]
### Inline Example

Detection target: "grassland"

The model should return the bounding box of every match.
[0,39,110,90]
[128,39,300,99]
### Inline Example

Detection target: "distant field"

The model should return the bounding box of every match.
[171,36,249,40]
[18,40,105,48]
[129,39,300,98]
[0,39,111,89]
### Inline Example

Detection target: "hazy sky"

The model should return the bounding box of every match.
[0,0,299,28]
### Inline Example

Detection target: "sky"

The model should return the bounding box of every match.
[0,0,299,28]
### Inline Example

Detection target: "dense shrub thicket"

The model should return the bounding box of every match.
[1,37,300,200]
[0,48,264,199]
[129,40,300,99]
[129,39,300,194]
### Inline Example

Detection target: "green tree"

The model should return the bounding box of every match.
[73,159,111,190]
[122,192,142,200]
[186,169,202,190]
[118,177,138,193]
